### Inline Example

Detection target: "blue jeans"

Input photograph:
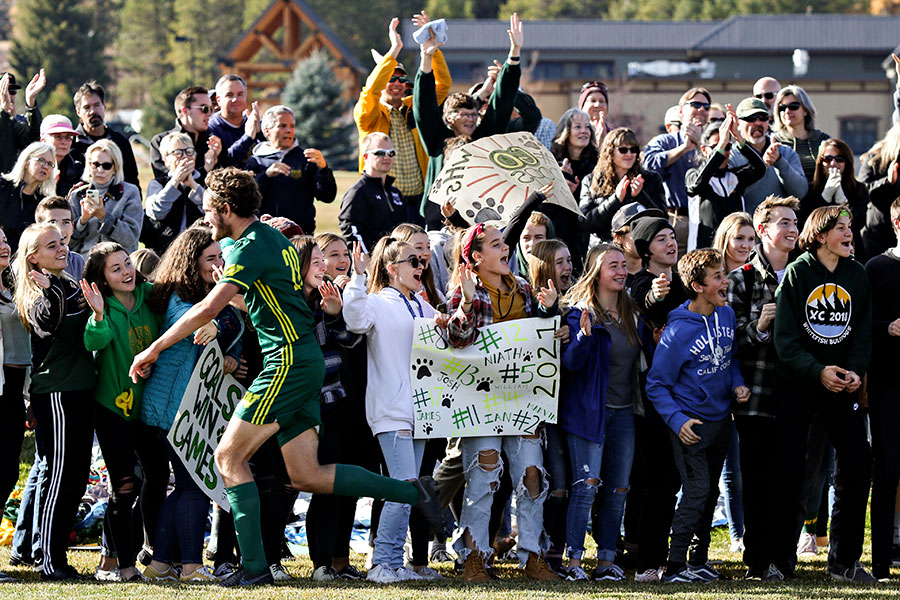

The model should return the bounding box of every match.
[454,435,549,565]
[592,407,635,562]
[11,447,45,564]
[373,431,424,569]
[720,420,744,541]
[565,432,604,560]
[152,438,210,565]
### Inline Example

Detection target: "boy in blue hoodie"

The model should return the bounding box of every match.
[647,248,749,583]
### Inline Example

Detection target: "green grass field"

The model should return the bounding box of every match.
[6,430,899,598]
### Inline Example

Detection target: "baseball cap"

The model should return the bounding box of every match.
[736,97,768,119]
[1,73,21,92]
[611,202,667,233]
[40,114,79,137]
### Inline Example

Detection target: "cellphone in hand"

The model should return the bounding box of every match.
[85,188,101,207]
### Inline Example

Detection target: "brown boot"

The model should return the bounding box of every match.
[463,551,492,583]
[524,552,560,581]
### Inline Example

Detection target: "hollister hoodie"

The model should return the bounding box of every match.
[646,301,744,434]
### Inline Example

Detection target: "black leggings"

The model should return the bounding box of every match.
[94,408,156,568]
[0,366,27,503]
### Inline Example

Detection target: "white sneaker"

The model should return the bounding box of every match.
[407,564,443,580]
[311,565,338,582]
[269,563,291,581]
[797,532,818,557]
[367,564,400,583]
[635,568,661,583]
[94,567,120,582]
[564,565,589,581]
[730,537,745,553]
[393,566,424,581]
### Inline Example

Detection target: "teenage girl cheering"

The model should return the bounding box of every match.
[446,220,560,582]
[14,223,96,580]
[343,236,445,583]
[559,243,652,582]
[81,242,160,581]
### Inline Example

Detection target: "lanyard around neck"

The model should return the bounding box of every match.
[390,286,423,319]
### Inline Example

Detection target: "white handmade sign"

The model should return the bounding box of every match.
[427,132,581,226]
[411,316,560,438]
[167,341,246,512]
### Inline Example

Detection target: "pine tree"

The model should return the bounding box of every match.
[282,49,357,170]
[172,0,244,85]
[11,0,110,98]
[116,0,175,107]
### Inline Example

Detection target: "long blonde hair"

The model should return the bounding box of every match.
[712,212,753,260]
[528,239,568,292]
[14,223,65,331]
[367,236,411,294]
[562,243,639,346]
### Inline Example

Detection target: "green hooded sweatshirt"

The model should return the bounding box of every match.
[773,250,872,386]
[84,281,160,420]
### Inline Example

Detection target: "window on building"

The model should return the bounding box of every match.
[840,117,879,156]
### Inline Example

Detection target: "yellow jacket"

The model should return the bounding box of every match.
[353,50,451,175]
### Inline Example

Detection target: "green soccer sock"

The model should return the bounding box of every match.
[225,481,269,574]
[803,511,818,535]
[333,463,418,505]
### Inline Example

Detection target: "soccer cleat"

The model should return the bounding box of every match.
[218,566,274,586]
[797,532,818,556]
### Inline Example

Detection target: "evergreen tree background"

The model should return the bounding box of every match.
[116,0,175,107]
[11,0,112,114]
[282,49,357,170]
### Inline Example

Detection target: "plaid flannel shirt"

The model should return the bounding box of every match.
[447,276,555,348]
[727,245,778,418]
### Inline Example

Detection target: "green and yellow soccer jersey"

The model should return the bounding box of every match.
[219,220,314,354]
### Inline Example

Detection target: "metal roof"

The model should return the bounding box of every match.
[404,15,900,55]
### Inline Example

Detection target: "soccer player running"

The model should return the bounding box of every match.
[129,167,448,586]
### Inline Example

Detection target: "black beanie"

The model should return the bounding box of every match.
[630,217,675,264]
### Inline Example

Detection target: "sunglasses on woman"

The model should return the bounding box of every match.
[392,255,422,269]
[616,146,639,155]
[778,102,802,113]
[822,155,846,164]
[91,161,115,170]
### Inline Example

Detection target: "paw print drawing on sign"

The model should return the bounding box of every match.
[494,425,503,434]
[412,358,433,380]
[475,376,492,393]
[441,393,454,408]
[522,351,533,363]
[465,198,505,223]
[424,422,434,435]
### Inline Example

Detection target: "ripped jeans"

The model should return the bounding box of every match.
[454,435,548,565]
[565,432,605,560]
[590,407,635,562]
[373,430,425,569]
